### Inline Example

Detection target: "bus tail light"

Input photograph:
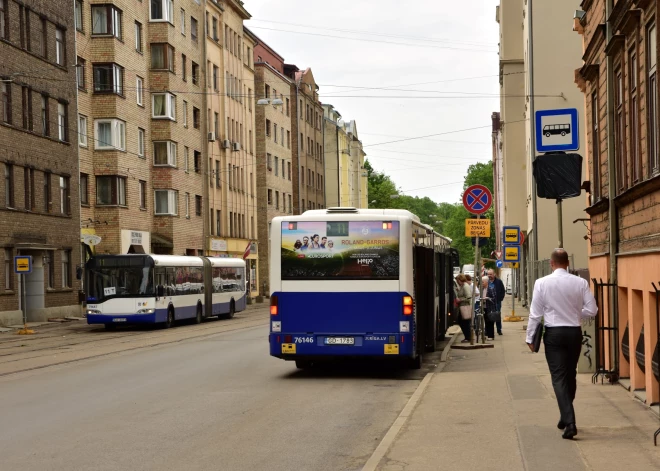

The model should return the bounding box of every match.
[270,295,278,315]
[403,296,413,315]
[284,335,292,343]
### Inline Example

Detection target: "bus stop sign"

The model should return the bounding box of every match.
[463,184,492,215]
[535,108,579,153]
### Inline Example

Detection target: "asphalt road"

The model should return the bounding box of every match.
[0,323,429,471]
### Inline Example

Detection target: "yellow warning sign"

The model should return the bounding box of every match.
[465,219,491,238]
[504,246,520,263]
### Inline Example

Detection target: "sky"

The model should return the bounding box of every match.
[243,0,501,204]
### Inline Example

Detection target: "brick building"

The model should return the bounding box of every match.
[248,29,293,296]
[0,0,81,324]
[76,0,207,256]
[576,0,659,406]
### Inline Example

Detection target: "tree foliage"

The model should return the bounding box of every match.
[366,159,496,269]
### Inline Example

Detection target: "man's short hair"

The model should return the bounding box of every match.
[551,249,570,266]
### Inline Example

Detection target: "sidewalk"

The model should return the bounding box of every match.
[377,296,660,471]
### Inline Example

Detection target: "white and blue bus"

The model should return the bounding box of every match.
[85,254,247,329]
[268,208,454,369]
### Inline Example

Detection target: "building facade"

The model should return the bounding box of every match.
[249,30,293,296]
[75,0,207,256]
[496,0,590,305]
[576,0,659,406]
[344,120,368,209]
[285,64,325,213]
[1,0,82,324]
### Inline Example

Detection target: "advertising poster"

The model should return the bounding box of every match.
[281,221,400,280]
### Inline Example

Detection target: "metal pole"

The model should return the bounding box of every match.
[22,274,27,326]
[528,0,539,287]
[557,200,564,248]
[470,215,480,345]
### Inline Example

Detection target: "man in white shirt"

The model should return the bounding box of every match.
[526,249,597,440]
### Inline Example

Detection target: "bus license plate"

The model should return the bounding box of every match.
[384,344,399,355]
[112,318,127,323]
[325,337,355,345]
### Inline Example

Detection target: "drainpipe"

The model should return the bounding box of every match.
[201,0,210,256]
[528,0,539,303]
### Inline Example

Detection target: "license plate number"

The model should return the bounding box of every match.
[384,344,399,355]
[112,318,127,323]
[324,337,355,345]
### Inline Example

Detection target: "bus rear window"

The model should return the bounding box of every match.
[280,221,400,280]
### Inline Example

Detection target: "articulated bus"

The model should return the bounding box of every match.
[268,208,455,369]
[85,255,246,329]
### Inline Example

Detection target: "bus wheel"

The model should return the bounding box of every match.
[104,324,116,331]
[195,304,202,324]
[410,354,423,370]
[164,308,174,329]
[226,300,235,319]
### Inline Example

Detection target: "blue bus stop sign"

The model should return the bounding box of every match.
[496,260,503,269]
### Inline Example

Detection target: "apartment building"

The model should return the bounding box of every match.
[0,0,81,324]
[75,0,207,256]
[575,0,659,407]
[247,29,293,296]
[495,0,589,302]
[323,104,367,208]
[285,64,325,213]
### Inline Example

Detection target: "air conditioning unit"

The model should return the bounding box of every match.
[232,142,241,151]
[208,132,216,142]
[222,139,231,149]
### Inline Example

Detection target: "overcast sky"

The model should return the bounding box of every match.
[244,0,500,204]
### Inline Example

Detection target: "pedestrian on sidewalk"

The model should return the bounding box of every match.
[455,275,473,343]
[526,249,598,440]
[487,269,506,335]
[481,276,497,340]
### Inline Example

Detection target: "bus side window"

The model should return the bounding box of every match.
[166,267,176,296]
[155,267,166,295]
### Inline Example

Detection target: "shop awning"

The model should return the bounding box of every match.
[127,244,146,254]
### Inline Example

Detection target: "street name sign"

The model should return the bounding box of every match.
[14,256,32,274]
[503,246,521,263]
[465,219,491,237]
[463,184,492,215]
[535,108,579,153]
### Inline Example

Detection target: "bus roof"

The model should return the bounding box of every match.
[150,255,204,267]
[296,207,421,222]
[209,258,246,268]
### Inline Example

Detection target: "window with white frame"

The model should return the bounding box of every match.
[182,100,188,127]
[78,115,88,147]
[184,146,189,171]
[138,128,145,157]
[153,141,177,166]
[136,77,144,105]
[62,250,71,288]
[57,102,67,142]
[152,93,176,119]
[93,63,124,95]
[55,28,66,65]
[94,119,126,150]
[91,5,122,39]
[649,23,659,175]
[139,180,146,209]
[150,0,174,23]
[180,8,185,35]
[155,189,178,215]
[184,193,190,218]
[96,175,126,206]
[150,43,175,71]
[135,21,143,52]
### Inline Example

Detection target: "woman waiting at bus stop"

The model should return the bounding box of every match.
[455,275,473,343]
[481,276,498,340]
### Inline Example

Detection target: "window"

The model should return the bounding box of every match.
[150,0,174,22]
[78,114,87,146]
[135,21,143,52]
[190,17,198,41]
[59,176,70,214]
[275,191,279,209]
[1,82,10,124]
[139,180,146,209]
[41,95,49,137]
[138,128,145,157]
[629,49,641,183]
[4,163,13,207]
[136,76,144,106]
[94,119,125,150]
[184,193,190,217]
[22,87,32,131]
[4,248,12,290]
[150,43,175,72]
[152,92,176,120]
[76,57,86,90]
[46,251,54,288]
[649,23,659,175]
[193,107,200,129]
[182,100,188,127]
[153,141,177,166]
[80,173,89,205]
[195,195,202,216]
[91,5,122,39]
[93,63,124,95]
[43,172,50,212]
[267,189,272,205]
[23,167,34,210]
[96,176,126,205]
[274,124,278,143]
[75,0,83,32]
[281,127,285,147]
[40,17,47,58]
[62,251,71,288]
[286,98,290,116]
[282,159,285,178]
[0,0,7,40]
[591,91,600,202]
[184,146,189,171]
[615,69,626,192]
[212,17,218,41]
[192,62,199,85]
[55,28,65,65]
[180,8,185,34]
[288,195,292,213]
[216,210,221,235]
[155,189,178,215]
[266,119,271,136]
[213,65,219,90]
[301,166,305,185]
[194,151,201,173]
[274,156,279,176]
[287,162,292,181]
[182,54,187,81]
[215,160,220,187]
[57,102,67,142]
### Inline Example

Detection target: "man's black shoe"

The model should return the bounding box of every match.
[562,424,578,439]
[498,331,503,335]
[557,420,566,430]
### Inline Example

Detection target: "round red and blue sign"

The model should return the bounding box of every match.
[462,184,492,215]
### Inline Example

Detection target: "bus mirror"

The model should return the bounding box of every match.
[157,285,164,297]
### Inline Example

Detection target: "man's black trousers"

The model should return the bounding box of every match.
[543,326,583,426]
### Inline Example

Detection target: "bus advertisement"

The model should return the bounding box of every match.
[268,208,454,369]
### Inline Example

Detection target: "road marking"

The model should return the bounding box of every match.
[362,332,459,471]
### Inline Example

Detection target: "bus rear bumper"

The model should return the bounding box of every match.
[269,333,415,359]
[87,310,167,325]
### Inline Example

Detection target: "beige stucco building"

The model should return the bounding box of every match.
[496,0,589,302]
